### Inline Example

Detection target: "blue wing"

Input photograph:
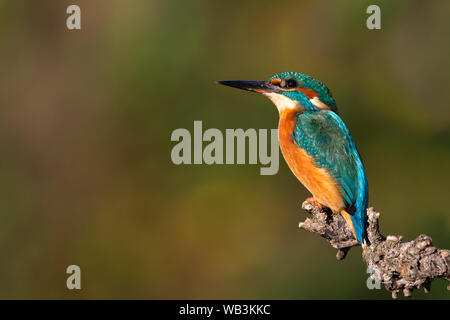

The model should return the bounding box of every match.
[292,110,369,242]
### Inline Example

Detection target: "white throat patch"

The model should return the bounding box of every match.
[263,92,299,113]
[309,97,329,110]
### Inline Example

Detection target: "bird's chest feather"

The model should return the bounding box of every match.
[278,109,344,212]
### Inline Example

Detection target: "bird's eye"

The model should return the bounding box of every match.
[286,79,297,88]
[279,79,298,88]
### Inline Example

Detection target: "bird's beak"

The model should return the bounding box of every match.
[217,80,278,94]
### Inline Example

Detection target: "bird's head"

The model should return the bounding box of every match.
[218,72,338,114]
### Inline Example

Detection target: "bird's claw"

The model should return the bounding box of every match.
[305,197,323,209]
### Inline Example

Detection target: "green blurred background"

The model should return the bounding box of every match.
[0,0,448,299]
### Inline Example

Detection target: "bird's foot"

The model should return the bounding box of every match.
[305,197,322,209]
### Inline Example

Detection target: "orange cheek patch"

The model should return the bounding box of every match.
[270,78,281,85]
[298,88,319,99]
[277,87,319,99]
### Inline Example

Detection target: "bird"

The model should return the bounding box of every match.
[218,72,369,243]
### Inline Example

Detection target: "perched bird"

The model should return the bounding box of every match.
[218,72,369,243]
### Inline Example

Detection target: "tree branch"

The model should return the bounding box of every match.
[299,200,450,298]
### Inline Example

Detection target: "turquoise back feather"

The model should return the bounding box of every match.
[292,110,369,242]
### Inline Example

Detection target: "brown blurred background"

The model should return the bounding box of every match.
[0,0,449,299]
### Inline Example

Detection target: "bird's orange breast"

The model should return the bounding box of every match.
[278,109,345,213]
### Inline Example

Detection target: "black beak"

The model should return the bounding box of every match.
[217,80,278,94]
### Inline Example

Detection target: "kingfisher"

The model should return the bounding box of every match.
[218,72,369,244]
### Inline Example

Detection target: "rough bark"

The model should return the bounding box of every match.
[299,200,450,298]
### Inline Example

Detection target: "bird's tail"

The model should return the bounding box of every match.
[340,209,364,243]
